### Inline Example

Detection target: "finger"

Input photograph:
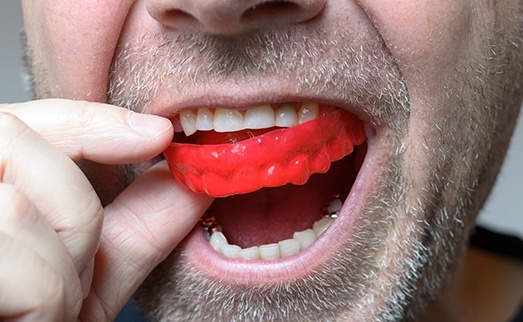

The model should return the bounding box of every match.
[80,161,213,321]
[0,183,82,321]
[0,231,66,322]
[0,112,102,273]
[0,99,173,163]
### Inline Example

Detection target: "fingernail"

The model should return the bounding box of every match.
[129,111,172,139]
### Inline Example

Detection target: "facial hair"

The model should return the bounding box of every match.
[105,21,521,321]
[107,29,416,321]
[15,0,521,317]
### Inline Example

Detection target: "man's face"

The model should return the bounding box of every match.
[22,0,522,320]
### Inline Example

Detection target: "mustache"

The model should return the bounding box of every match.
[108,28,410,126]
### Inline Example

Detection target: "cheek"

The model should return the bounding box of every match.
[359,0,478,77]
[358,1,499,195]
[23,0,135,101]
[358,0,494,132]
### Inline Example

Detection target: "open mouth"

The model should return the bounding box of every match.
[164,102,368,266]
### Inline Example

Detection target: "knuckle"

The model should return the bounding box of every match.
[33,251,83,321]
[31,269,67,320]
[0,112,34,176]
[0,111,29,138]
[43,270,67,306]
[0,184,35,226]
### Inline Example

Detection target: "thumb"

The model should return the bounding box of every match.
[80,161,213,320]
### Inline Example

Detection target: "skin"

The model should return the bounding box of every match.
[0,0,520,320]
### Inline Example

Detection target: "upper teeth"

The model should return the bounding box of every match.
[174,103,336,136]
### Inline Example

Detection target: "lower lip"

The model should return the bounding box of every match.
[179,129,379,284]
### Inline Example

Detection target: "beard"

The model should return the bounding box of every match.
[108,29,417,321]
[82,21,520,321]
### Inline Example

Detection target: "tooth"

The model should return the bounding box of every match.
[244,105,275,129]
[239,246,261,260]
[210,231,228,252]
[214,108,244,133]
[259,243,280,260]
[298,102,319,124]
[221,244,242,259]
[278,239,301,257]
[196,108,214,131]
[274,103,298,127]
[208,214,339,259]
[179,110,197,136]
[312,217,334,237]
[172,117,184,133]
[326,198,343,215]
[293,229,317,250]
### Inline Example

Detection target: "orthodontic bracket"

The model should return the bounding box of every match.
[200,211,222,239]
[320,194,347,218]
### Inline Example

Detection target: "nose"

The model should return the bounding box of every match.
[146,0,326,35]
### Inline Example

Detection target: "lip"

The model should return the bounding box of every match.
[175,123,383,284]
[145,88,377,126]
[144,84,386,283]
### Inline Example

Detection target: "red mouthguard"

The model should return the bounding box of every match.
[164,110,366,197]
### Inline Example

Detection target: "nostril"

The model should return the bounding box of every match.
[242,1,301,23]
[147,0,325,34]
[163,8,195,24]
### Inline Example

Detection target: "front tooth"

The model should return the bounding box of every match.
[259,243,280,260]
[278,239,301,257]
[293,229,317,250]
[210,231,228,252]
[298,103,319,124]
[196,108,214,131]
[312,217,334,237]
[179,110,197,136]
[239,246,261,260]
[275,103,298,127]
[214,108,244,133]
[221,244,242,259]
[244,105,275,129]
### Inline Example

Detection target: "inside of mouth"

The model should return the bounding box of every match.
[204,143,366,260]
[168,103,367,259]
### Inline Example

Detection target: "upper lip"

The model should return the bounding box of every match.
[144,88,375,126]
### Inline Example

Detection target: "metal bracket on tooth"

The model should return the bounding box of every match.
[200,211,222,238]
[321,194,347,218]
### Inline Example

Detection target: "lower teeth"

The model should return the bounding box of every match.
[201,195,345,260]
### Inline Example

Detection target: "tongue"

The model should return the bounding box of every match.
[211,154,359,248]
[164,110,366,197]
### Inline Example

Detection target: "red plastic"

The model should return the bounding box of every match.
[164,110,366,197]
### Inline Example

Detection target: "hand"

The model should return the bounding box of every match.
[0,99,213,321]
